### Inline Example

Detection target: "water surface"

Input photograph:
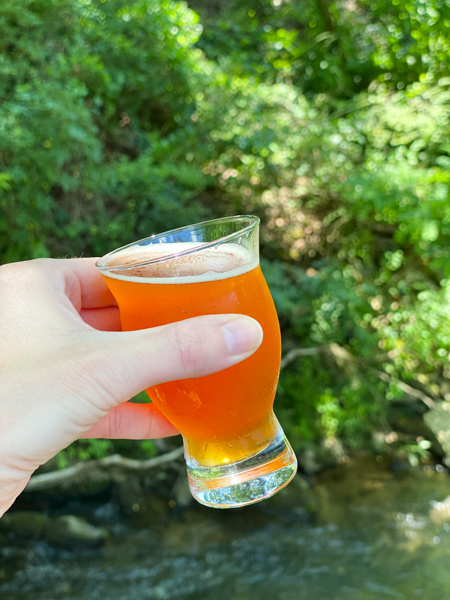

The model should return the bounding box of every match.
[2,456,450,600]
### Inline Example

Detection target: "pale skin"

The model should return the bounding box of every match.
[0,258,263,517]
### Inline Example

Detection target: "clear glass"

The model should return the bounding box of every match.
[96,216,297,508]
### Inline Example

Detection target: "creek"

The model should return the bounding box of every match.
[2,455,450,600]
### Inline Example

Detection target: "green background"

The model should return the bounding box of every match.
[1,0,450,466]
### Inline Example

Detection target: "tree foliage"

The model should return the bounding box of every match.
[2,0,450,461]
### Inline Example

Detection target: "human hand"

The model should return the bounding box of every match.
[0,258,263,516]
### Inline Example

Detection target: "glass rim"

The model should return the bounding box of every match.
[95,215,260,272]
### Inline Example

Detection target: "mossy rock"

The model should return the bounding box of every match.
[43,515,109,548]
[0,511,49,538]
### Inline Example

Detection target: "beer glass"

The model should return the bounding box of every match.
[96,216,297,508]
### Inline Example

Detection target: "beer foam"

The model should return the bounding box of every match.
[100,242,258,284]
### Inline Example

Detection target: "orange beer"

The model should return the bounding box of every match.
[101,242,281,466]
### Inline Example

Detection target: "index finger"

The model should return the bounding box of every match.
[62,258,118,309]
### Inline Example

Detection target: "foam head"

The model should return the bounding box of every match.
[101,242,258,284]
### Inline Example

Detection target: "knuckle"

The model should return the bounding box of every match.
[172,320,208,376]
[109,406,123,437]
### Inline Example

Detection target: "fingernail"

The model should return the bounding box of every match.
[221,317,263,357]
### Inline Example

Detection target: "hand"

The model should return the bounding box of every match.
[0,258,263,516]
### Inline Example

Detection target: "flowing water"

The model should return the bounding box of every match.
[2,455,450,600]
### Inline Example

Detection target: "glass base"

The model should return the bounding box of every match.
[186,431,297,509]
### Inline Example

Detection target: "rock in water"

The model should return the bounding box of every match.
[0,511,49,538]
[430,495,450,525]
[43,515,109,547]
[424,401,450,466]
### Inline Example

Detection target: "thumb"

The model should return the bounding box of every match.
[80,314,263,409]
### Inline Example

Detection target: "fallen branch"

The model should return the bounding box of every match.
[25,446,184,492]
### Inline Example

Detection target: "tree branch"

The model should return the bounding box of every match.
[280,345,328,369]
[280,343,437,409]
[371,370,436,410]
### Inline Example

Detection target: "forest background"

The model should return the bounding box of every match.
[1,0,450,470]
